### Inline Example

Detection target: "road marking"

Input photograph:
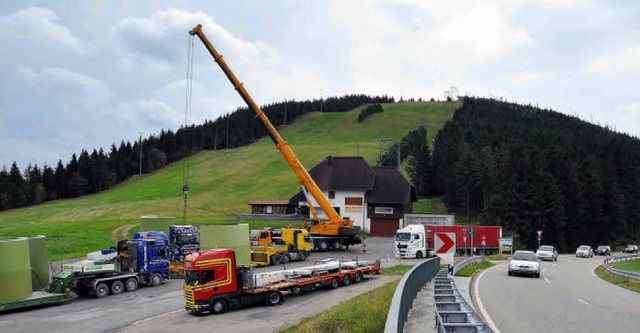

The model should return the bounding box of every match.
[473,264,502,333]
[577,298,590,305]
[552,263,557,267]
[544,277,550,284]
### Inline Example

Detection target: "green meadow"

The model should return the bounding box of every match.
[0,102,455,260]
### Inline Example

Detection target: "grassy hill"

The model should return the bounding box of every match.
[0,101,455,259]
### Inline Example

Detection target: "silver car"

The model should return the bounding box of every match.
[536,245,558,261]
[508,250,541,278]
[575,245,593,258]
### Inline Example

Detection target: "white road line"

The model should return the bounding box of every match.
[542,269,546,273]
[577,298,590,305]
[473,264,502,333]
[591,264,600,278]
[544,277,550,284]
[552,263,557,267]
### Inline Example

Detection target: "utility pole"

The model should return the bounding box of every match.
[320,89,323,113]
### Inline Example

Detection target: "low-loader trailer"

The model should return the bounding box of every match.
[183,248,380,314]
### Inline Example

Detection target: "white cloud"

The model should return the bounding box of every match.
[18,67,112,106]
[620,102,640,114]
[328,0,532,97]
[512,71,556,85]
[0,7,81,53]
[587,47,640,77]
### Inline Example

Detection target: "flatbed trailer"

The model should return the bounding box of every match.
[0,291,75,312]
[183,249,380,314]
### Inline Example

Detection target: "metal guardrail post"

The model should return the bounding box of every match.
[384,257,440,333]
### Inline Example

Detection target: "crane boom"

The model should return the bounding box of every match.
[189,24,358,237]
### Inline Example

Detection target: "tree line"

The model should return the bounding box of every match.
[428,97,640,251]
[0,94,394,211]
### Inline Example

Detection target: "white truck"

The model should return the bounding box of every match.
[395,224,432,259]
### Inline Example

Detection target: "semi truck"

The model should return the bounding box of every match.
[53,238,169,298]
[395,224,502,258]
[250,228,311,266]
[188,24,361,252]
[182,248,381,314]
[135,225,200,277]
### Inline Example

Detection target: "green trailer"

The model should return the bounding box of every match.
[0,291,75,312]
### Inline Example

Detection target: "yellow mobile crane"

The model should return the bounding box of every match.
[189,24,361,251]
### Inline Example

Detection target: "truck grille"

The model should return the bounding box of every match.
[397,244,407,249]
[184,287,194,308]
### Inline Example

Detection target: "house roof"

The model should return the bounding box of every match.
[366,167,417,204]
[307,156,376,190]
[287,157,416,205]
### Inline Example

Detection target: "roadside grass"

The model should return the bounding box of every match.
[0,102,455,261]
[594,266,640,293]
[413,197,446,213]
[613,259,640,273]
[381,265,413,275]
[280,279,400,333]
[455,262,495,277]
[484,254,511,261]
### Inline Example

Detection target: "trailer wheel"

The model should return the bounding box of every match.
[95,283,109,298]
[299,251,307,261]
[318,240,329,252]
[125,278,138,292]
[330,277,340,289]
[271,254,283,265]
[342,274,351,286]
[290,285,302,295]
[211,299,227,314]
[354,271,363,283]
[283,253,291,264]
[266,291,283,306]
[111,280,124,295]
[150,273,163,287]
[332,240,343,250]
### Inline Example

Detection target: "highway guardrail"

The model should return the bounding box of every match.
[384,257,440,333]
[603,253,640,279]
[434,256,494,333]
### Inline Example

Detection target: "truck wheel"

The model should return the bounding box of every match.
[150,273,163,287]
[354,271,363,283]
[342,274,351,286]
[332,240,343,250]
[303,283,315,293]
[310,241,316,252]
[271,254,283,265]
[283,253,291,264]
[111,280,124,295]
[330,277,340,289]
[95,283,109,298]
[416,251,423,259]
[265,291,283,306]
[125,278,138,292]
[318,240,329,252]
[299,251,307,261]
[211,299,227,314]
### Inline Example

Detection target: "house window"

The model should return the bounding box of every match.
[345,197,363,206]
[328,191,335,199]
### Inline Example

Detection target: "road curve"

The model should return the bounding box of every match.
[475,254,640,333]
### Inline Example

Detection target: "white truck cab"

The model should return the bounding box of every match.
[395,224,431,258]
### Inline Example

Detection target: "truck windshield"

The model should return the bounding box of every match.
[177,234,199,244]
[185,270,200,286]
[396,233,411,241]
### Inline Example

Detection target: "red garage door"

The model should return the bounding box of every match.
[370,219,400,237]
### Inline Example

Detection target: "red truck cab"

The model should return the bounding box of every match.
[183,249,239,313]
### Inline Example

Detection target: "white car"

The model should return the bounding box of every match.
[536,245,558,261]
[508,250,541,278]
[576,245,593,258]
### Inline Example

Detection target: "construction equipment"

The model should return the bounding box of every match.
[189,24,361,251]
[183,248,380,314]
[250,228,311,266]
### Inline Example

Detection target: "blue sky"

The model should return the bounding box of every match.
[1,0,639,170]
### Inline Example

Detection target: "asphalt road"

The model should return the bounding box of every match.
[0,237,409,333]
[475,254,640,333]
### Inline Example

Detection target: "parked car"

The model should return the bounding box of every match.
[535,245,558,261]
[622,244,638,254]
[508,250,541,278]
[594,245,611,256]
[575,245,594,258]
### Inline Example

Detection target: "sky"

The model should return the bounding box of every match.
[1,0,639,170]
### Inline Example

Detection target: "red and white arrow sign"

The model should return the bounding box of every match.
[435,232,456,254]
